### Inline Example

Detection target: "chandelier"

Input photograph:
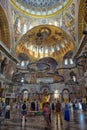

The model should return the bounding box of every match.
[76,51,87,69]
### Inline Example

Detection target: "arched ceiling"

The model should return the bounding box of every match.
[1,0,86,85]
[16,25,74,62]
[0,6,10,49]
[9,0,72,18]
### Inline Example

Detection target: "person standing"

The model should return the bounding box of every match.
[52,102,55,111]
[36,101,39,111]
[1,101,6,117]
[61,101,65,115]
[5,102,11,119]
[0,101,2,116]
[47,102,51,124]
[64,102,70,121]
[21,101,27,118]
[55,100,62,125]
[43,102,51,125]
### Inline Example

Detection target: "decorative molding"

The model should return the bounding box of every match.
[0,41,19,64]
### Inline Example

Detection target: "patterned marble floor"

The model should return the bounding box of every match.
[1,110,87,130]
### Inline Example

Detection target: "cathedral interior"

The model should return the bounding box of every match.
[0,0,87,101]
[0,0,87,130]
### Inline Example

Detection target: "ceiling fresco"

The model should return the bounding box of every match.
[9,0,72,18]
[0,0,85,56]
[8,0,77,57]
[16,25,74,62]
[0,0,86,85]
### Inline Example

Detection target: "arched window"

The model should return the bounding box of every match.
[62,51,75,66]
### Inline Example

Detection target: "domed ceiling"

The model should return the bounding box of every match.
[7,0,77,84]
[16,25,74,62]
[9,0,72,17]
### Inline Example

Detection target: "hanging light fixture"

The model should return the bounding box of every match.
[76,51,87,68]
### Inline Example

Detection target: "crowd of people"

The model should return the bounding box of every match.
[0,98,86,127]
